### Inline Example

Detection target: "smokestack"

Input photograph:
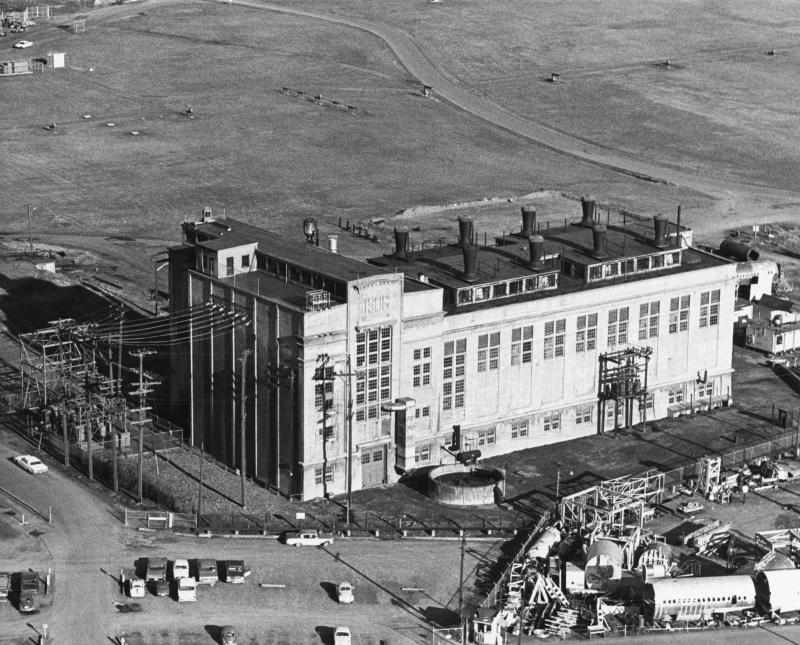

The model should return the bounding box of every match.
[591,224,608,260]
[328,235,338,254]
[393,227,409,261]
[528,235,544,269]
[581,197,596,227]
[457,216,474,247]
[521,206,537,237]
[653,214,668,249]
[462,244,479,282]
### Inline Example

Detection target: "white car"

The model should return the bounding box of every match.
[284,529,334,547]
[13,40,32,48]
[337,581,354,604]
[13,455,48,474]
[172,559,190,580]
[334,626,351,645]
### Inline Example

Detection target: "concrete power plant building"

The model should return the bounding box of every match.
[167,202,737,501]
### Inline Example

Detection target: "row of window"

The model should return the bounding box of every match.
[456,273,558,306]
[313,449,386,484]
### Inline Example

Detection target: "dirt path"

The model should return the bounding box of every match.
[213,0,798,239]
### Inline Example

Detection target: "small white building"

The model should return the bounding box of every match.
[745,294,800,354]
[46,52,65,69]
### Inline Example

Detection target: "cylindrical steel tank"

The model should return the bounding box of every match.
[585,539,623,591]
[720,238,760,261]
[526,526,561,561]
[756,568,800,614]
[643,575,756,622]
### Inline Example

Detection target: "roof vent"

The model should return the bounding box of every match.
[462,244,479,283]
[591,224,608,260]
[393,227,410,261]
[521,206,537,237]
[201,206,213,222]
[328,235,338,254]
[653,214,669,249]
[528,235,545,269]
[303,218,318,244]
[581,197,596,227]
[457,216,474,248]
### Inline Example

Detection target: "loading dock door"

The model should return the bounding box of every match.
[361,446,386,487]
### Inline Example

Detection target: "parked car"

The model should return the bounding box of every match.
[152,578,170,597]
[127,578,145,598]
[19,571,39,613]
[172,559,190,580]
[12,454,47,474]
[0,572,9,603]
[220,625,238,645]
[176,577,197,602]
[334,626,352,645]
[337,581,354,604]
[284,529,334,547]
[146,558,168,581]
[194,558,218,586]
[221,559,248,584]
[13,39,32,48]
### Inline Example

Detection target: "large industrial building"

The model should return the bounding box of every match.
[167,201,737,500]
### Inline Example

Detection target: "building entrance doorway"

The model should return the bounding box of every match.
[361,445,386,487]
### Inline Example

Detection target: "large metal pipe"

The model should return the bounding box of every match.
[462,244,479,282]
[591,224,608,260]
[528,235,544,269]
[720,238,760,261]
[581,197,596,227]
[393,227,409,261]
[653,214,669,249]
[521,206,537,237]
[457,217,473,247]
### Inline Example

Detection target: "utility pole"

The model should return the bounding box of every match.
[198,441,204,519]
[459,535,466,644]
[129,349,158,504]
[117,308,125,388]
[239,349,251,509]
[346,354,353,527]
[26,203,34,255]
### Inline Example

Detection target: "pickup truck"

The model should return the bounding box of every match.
[0,572,9,603]
[19,571,40,613]
[195,558,218,586]
[285,529,334,547]
[221,560,248,584]
[177,577,197,601]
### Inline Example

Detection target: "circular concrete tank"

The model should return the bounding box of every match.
[427,464,505,506]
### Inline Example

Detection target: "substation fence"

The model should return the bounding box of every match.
[123,509,197,531]
[432,627,465,645]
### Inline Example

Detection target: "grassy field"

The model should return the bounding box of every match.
[7,0,794,255]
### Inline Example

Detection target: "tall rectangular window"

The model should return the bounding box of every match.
[412,347,432,387]
[575,405,592,425]
[241,254,250,268]
[669,295,691,333]
[226,256,234,276]
[355,326,392,422]
[638,301,660,340]
[699,290,720,327]
[607,307,629,347]
[543,319,566,360]
[314,464,334,485]
[443,338,466,410]
[576,314,598,353]
[668,387,685,404]
[511,326,533,365]
[477,332,501,372]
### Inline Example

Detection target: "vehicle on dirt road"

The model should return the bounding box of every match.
[284,529,334,547]
[334,625,352,645]
[19,571,40,613]
[221,559,248,584]
[127,578,145,598]
[220,625,238,645]
[177,577,197,602]
[194,558,218,586]
[337,581,354,604]
[12,454,48,474]
[172,559,190,580]
[13,39,32,48]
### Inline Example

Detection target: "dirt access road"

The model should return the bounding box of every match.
[222,0,799,238]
